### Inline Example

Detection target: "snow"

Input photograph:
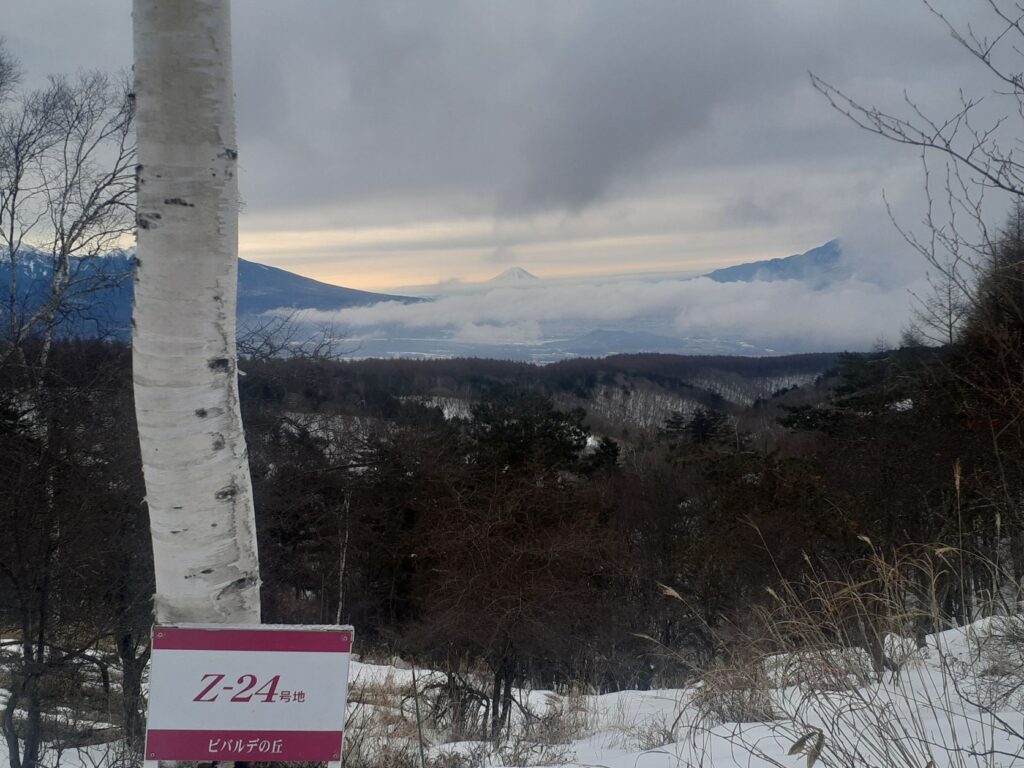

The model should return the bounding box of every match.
[340,618,1024,768]
[2,618,1022,768]
[486,267,540,285]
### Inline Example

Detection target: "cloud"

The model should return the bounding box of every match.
[454,320,542,345]
[10,1,978,216]
[6,0,1005,288]
[671,278,916,350]
[717,198,780,228]
[299,270,920,352]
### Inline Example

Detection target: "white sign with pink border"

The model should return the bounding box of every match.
[144,624,354,763]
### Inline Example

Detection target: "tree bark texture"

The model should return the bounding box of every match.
[132,0,261,624]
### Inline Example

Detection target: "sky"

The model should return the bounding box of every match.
[3,1,1011,293]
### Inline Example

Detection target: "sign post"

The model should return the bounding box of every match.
[144,624,353,764]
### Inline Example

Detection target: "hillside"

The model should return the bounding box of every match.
[0,250,417,339]
[5,332,1019,768]
[237,259,415,314]
[705,239,845,285]
[240,351,839,434]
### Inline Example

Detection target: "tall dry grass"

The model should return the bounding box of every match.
[673,543,1024,768]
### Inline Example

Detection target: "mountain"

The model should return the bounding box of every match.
[704,239,845,286]
[486,266,539,285]
[237,259,415,314]
[0,250,418,339]
[0,249,136,338]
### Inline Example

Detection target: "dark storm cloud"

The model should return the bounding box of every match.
[222,1,971,218]
[717,198,780,228]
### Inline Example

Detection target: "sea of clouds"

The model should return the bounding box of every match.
[299,276,922,354]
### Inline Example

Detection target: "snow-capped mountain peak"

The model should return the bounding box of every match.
[487,267,539,284]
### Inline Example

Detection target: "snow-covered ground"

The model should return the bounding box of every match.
[344,619,1024,768]
[2,619,1022,768]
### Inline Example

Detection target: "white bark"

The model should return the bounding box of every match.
[132,0,261,624]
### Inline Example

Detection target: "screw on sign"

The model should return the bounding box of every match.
[144,625,353,764]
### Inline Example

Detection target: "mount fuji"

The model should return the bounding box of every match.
[485,267,539,285]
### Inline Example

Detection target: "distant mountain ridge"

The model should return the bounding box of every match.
[0,249,418,339]
[238,259,415,314]
[704,239,845,286]
[4,239,855,359]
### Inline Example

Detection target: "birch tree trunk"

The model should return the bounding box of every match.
[132,0,261,624]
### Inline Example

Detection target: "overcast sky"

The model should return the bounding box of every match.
[4,1,1008,290]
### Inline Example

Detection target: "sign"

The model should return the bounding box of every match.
[144,624,353,763]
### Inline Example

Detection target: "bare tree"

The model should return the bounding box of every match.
[0,40,19,103]
[811,1,1024,345]
[132,0,262,624]
[0,43,140,768]
[237,310,355,362]
[812,1,1024,199]
[0,60,134,377]
[0,343,152,768]
[812,1,1024,580]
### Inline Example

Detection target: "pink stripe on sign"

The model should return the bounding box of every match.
[152,626,353,653]
[145,729,345,761]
